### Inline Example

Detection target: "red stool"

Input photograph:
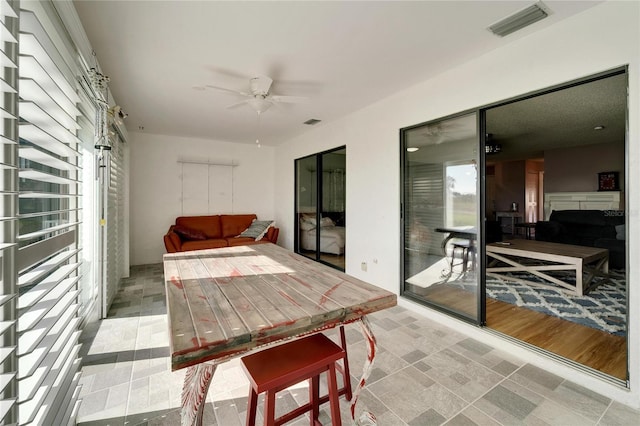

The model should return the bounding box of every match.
[241,333,344,426]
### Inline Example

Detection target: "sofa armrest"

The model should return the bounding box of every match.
[164,226,183,253]
[264,227,279,244]
[535,221,563,242]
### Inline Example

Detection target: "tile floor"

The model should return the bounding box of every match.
[77,264,640,425]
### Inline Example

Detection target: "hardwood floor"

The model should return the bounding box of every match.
[405,283,627,380]
[486,298,627,380]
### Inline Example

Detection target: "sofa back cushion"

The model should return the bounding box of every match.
[221,214,257,238]
[548,209,624,242]
[176,215,222,238]
[549,209,624,226]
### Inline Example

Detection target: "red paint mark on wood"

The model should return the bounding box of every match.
[170,276,183,289]
[190,336,209,348]
[278,290,301,306]
[230,268,242,277]
[367,337,377,362]
[320,282,341,305]
[288,274,312,289]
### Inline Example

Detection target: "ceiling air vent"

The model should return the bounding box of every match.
[304,118,321,125]
[489,2,549,37]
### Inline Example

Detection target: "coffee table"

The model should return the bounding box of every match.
[486,239,609,296]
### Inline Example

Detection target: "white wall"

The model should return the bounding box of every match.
[129,132,275,265]
[274,1,640,408]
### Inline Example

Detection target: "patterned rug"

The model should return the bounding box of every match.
[484,272,626,336]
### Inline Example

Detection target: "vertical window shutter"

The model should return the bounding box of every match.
[0,0,19,423]
[105,130,125,312]
[76,75,97,318]
[17,4,82,425]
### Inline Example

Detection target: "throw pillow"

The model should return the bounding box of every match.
[173,224,207,241]
[301,213,316,226]
[320,217,335,227]
[238,220,275,241]
[300,221,315,231]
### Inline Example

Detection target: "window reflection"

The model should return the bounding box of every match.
[402,113,479,320]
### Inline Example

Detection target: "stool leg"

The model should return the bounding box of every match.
[339,326,352,401]
[309,376,319,425]
[246,387,258,426]
[469,246,476,271]
[264,390,276,426]
[449,246,457,273]
[327,365,342,426]
[461,247,469,273]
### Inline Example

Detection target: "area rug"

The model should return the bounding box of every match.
[482,272,626,336]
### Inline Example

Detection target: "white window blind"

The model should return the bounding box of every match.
[180,161,234,215]
[76,75,97,320]
[17,4,82,424]
[104,129,126,316]
[0,0,19,423]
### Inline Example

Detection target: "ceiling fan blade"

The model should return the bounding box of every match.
[270,95,307,103]
[225,99,250,109]
[205,84,250,97]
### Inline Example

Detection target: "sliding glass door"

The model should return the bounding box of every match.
[295,147,346,270]
[400,69,628,381]
[401,113,481,322]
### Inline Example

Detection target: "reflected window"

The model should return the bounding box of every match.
[401,113,480,322]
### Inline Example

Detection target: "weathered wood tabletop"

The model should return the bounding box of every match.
[163,243,397,425]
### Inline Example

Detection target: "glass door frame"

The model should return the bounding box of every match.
[294,146,346,271]
[399,109,487,326]
[400,66,629,382]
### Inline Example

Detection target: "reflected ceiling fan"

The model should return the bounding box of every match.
[420,118,476,144]
[204,75,306,114]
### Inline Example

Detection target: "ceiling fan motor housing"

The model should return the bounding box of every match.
[250,76,273,96]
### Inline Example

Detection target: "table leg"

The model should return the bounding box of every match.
[350,316,378,425]
[181,363,217,426]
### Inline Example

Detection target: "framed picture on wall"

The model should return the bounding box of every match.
[598,171,619,191]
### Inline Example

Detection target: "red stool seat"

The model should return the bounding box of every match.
[241,333,344,426]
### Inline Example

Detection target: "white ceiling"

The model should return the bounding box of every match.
[72,1,602,146]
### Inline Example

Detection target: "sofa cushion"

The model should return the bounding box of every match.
[182,238,228,252]
[173,224,207,241]
[165,232,182,252]
[238,220,274,240]
[221,214,256,238]
[176,215,222,238]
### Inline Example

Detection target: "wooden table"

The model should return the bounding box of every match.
[486,239,609,295]
[163,243,397,426]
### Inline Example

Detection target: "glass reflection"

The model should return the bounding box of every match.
[402,113,479,320]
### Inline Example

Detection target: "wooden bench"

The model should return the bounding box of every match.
[241,333,345,426]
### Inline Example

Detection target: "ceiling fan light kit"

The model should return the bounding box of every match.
[247,97,272,114]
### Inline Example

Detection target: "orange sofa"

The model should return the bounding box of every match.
[164,214,279,253]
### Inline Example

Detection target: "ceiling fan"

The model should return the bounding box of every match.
[205,75,306,114]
